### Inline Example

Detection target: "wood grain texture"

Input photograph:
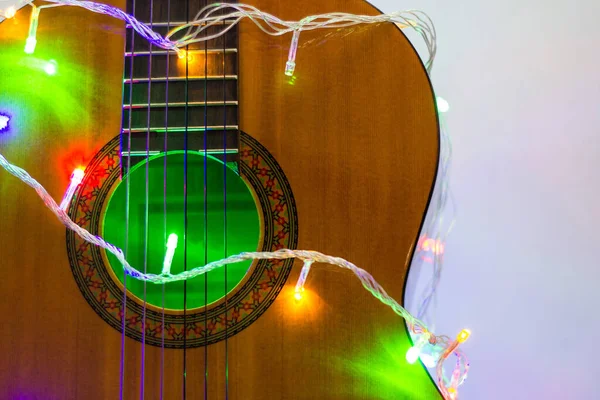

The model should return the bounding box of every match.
[0,0,441,398]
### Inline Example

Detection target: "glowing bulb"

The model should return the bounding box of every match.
[24,37,37,54]
[419,353,437,368]
[448,387,457,400]
[406,332,430,364]
[456,329,471,343]
[285,30,300,76]
[294,290,303,301]
[284,61,296,77]
[436,96,450,113]
[406,346,421,364]
[294,286,305,302]
[5,6,16,18]
[72,168,85,184]
[0,114,9,133]
[294,260,312,302]
[161,233,179,275]
[59,168,86,211]
[44,60,57,75]
[24,5,40,55]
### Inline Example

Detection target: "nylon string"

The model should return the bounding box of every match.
[121,0,137,394]
[160,0,172,397]
[139,0,155,395]
[203,2,210,396]
[222,11,229,399]
[182,0,191,395]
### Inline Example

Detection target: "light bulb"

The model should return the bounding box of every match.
[161,233,179,275]
[448,387,457,400]
[5,6,16,18]
[24,37,37,54]
[284,30,300,76]
[457,329,471,343]
[284,61,296,77]
[419,353,437,368]
[72,168,85,184]
[0,114,9,132]
[293,260,312,302]
[24,5,40,55]
[436,96,450,113]
[406,346,421,364]
[406,332,431,364]
[59,168,86,211]
[294,287,304,302]
[44,60,57,75]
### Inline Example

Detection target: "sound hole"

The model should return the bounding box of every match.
[102,152,260,310]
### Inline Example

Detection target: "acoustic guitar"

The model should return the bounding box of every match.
[0,0,441,398]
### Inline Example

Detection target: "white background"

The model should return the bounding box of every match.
[369,0,600,398]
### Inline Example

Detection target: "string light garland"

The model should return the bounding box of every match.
[1,2,466,398]
[412,97,456,330]
[14,1,436,76]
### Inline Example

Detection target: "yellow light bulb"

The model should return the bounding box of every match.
[294,290,303,301]
[457,329,471,343]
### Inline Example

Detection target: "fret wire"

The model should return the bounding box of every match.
[124,75,238,83]
[122,125,238,132]
[126,20,235,27]
[124,101,238,108]
[125,49,237,56]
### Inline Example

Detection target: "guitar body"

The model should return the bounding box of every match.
[0,0,440,399]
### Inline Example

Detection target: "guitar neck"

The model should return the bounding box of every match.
[120,0,240,173]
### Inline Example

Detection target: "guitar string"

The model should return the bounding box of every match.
[203,0,209,395]
[161,0,172,397]
[222,9,229,400]
[183,0,191,395]
[140,0,155,396]
[122,0,137,395]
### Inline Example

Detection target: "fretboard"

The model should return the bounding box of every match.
[121,0,239,174]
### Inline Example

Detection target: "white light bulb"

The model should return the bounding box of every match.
[0,115,9,132]
[44,60,57,75]
[71,168,85,185]
[59,168,86,211]
[161,233,179,275]
[406,346,421,364]
[436,96,450,113]
[5,6,16,18]
[406,332,431,365]
[24,37,37,54]
[420,353,437,368]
